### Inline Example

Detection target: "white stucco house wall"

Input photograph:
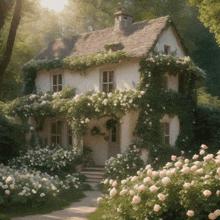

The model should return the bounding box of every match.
[28,7,187,166]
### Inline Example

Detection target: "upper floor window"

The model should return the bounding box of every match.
[161,122,170,145]
[101,71,114,93]
[164,45,170,55]
[53,74,62,92]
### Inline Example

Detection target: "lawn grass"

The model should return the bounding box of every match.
[0,188,86,220]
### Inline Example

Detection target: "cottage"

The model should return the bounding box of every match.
[23,6,201,169]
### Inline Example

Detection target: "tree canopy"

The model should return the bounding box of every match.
[188,0,220,46]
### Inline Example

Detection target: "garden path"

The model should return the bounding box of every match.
[12,190,101,220]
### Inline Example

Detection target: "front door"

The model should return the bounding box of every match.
[108,122,120,159]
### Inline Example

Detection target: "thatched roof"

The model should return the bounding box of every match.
[34,16,172,60]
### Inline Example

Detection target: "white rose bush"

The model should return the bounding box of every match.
[0,164,82,209]
[96,145,220,219]
[8,145,82,175]
[105,144,144,180]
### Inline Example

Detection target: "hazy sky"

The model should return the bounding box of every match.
[40,0,68,12]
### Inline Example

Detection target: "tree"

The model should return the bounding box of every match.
[188,0,220,46]
[0,0,15,30]
[0,0,23,97]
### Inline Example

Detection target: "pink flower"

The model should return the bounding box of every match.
[203,190,212,197]
[154,204,161,212]
[121,180,127,184]
[147,169,152,176]
[175,161,182,167]
[166,162,172,168]
[5,176,12,184]
[145,164,151,169]
[196,168,203,174]
[109,179,113,185]
[110,188,117,197]
[187,210,194,217]
[185,159,189,164]
[216,190,220,196]
[181,167,190,173]
[150,185,158,192]
[112,181,117,187]
[183,182,191,189]
[129,190,135,195]
[137,171,141,175]
[201,144,208,149]
[204,154,214,162]
[208,213,216,220]
[159,171,166,178]
[171,155,177,161]
[119,189,128,195]
[162,177,171,185]
[194,161,200,165]
[138,185,145,191]
[214,209,220,217]
[131,176,137,182]
[152,171,159,177]
[103,99,108,105]
[190,165,197,172]
[171,168,177,174]
[200,149,205,155]
[157,193,165,201]
[143,177,151,183]
[104,179,108,184]
[166,170,172,176]
[192,154,199,160]
[132,195,141,204]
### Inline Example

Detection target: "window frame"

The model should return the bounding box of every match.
[161,122,170,145]
[51,73,63,93]
[164,45,171,55]
[100,70,115,93]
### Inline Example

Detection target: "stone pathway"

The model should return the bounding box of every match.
[12,191,101,220]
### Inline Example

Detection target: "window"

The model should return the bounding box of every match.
[161,122,170,145]
[164,45,170,55]
[51,120,62,146]
[52,74,62,92]
[161,76,168,89]
[101,71,114,93]
[67,125,74,147]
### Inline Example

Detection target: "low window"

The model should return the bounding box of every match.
[161,76,168,89]
[164,45,170,55]
[52,74,62,92]
[101,71,114,93]
[161,122,170,145]
[51,120,63,146]
[67,125,74,147]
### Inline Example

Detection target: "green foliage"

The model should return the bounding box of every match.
[60,86,76,99]
[96,145,220,220]
[0,109,28,164]
[197,87,220,106]
[192,105,220,153]
[188,0,220,46]
[136,53,204,152]
[105,143,144,180]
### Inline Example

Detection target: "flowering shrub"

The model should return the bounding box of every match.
[8,146,82,173]
[0,164,81,209]
[105,144,144,180]
[97,144,220,220]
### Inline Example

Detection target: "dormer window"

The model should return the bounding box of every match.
[101,71,114,93]
[164,45,170,55]
[52,74,62,92]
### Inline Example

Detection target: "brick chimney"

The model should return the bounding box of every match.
[114,4,133,31]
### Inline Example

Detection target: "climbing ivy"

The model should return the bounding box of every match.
[22,51,130,95]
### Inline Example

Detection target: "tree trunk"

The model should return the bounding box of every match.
[0,0,23,97]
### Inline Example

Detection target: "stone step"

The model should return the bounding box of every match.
[81,171,105,176]
[83,174,104,179]
[83,167,105,172]
[86,178,104,183]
